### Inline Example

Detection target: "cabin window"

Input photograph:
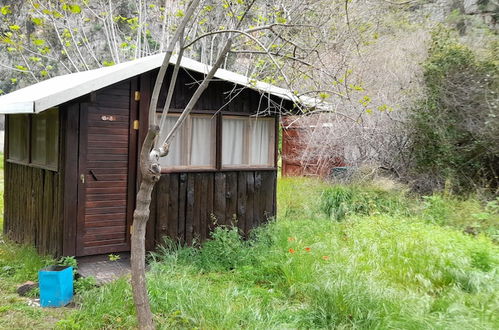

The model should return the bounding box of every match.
[222,117,275,167]
[7,114,30,163]
[31,109,59,169]
[158,114,216,169]
[6,109,59,170]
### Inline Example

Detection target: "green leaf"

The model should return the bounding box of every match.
[40,70,48,77]
[33,39,45,46]
[175,9,184,17]
[9,25,21,31]
[31,17,44,26]
[29,56,41,62]
[69,5,81,14]
[102,60,115,67]
[276,16,287,24]
[15,65,28,71]
[319,92,331,100]
[10,78,17,84]
[1,5,12,15]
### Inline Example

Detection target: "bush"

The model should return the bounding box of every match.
[408,27,499,193]
[320,183,411,221]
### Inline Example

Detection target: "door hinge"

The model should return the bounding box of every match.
[134,91,141,101]
[133,120,139,130]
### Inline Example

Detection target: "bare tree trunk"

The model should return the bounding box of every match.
[129,2,201,328]
[130,129,160,330]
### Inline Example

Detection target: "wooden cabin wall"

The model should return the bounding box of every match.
[153,68,295,114]
[3,162,64,255]
[147,170,276,248]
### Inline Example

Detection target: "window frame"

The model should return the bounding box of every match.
[156,110,277,173]
[6,108,60,172]
[158,113,217,173]
[6,114,30,165]
[221,115,276,170]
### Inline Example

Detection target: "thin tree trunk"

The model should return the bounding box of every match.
[129,2,201,328]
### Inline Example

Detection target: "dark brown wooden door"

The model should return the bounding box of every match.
[76,81,138,256]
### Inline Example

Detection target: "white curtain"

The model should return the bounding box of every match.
[250,119,273,165]
[222,118,245,165]
[159,115,183,167]
[190,116,214,166]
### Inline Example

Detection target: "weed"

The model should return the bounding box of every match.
[74,276,97,295]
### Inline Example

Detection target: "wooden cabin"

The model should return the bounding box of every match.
[0,54,297,257]
[281,116,346,177]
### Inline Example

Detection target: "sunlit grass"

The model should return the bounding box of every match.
[63,177,499,329]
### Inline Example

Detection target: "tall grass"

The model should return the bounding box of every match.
[63,177,499,329]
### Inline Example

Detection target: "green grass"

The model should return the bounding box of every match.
[1,164,497,329]
[0,153,69,328]
[61,177,499,329]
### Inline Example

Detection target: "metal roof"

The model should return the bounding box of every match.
[0,53,321,114]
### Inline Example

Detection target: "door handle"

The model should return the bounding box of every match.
[80,174,85,184]
[89,169,99,181]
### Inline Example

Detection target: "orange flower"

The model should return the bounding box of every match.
[287,237,296,242]
[304,247,311,252]
[289,248,296,254]
[322,256,330,260]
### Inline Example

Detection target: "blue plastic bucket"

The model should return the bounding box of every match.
[39,265,73,307]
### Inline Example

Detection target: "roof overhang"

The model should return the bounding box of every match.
[0,53,326,114]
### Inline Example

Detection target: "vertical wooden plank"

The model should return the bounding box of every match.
[3,116,9,237]
[262,171,276,220]
[225,172,238,226]
[205,173,214,241]
[146,183,157,251]
[214,172,226,227]
[237,172,247,235]
[193,173,203,243]
[245,172,255,235]
[185,173,195,245]
[168,173,179,242]
[178,173,187,244]
[254,171,264,227]
[156,175,170,245]
[76,103,89,256]
[200,174,209,241]
[62,103,79,256]
[127,77,139,248]
[137,72,151,186]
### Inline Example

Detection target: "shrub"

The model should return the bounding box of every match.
[408,27,499,193]
[320,184,411,220]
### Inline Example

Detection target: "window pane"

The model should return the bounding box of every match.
[190,116,214,166]
[31,113,47,165]
[7,114,29,163]
[222,118,245,166]
[158,115,185,167]
[45,109,59,168]
[249,118,274,166]
[30,108,59,168]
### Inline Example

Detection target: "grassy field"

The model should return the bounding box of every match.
[0,170,498,328]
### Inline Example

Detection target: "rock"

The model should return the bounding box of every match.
[17,281,38,296]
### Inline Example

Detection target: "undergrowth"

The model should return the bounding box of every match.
[62,177,499,329]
